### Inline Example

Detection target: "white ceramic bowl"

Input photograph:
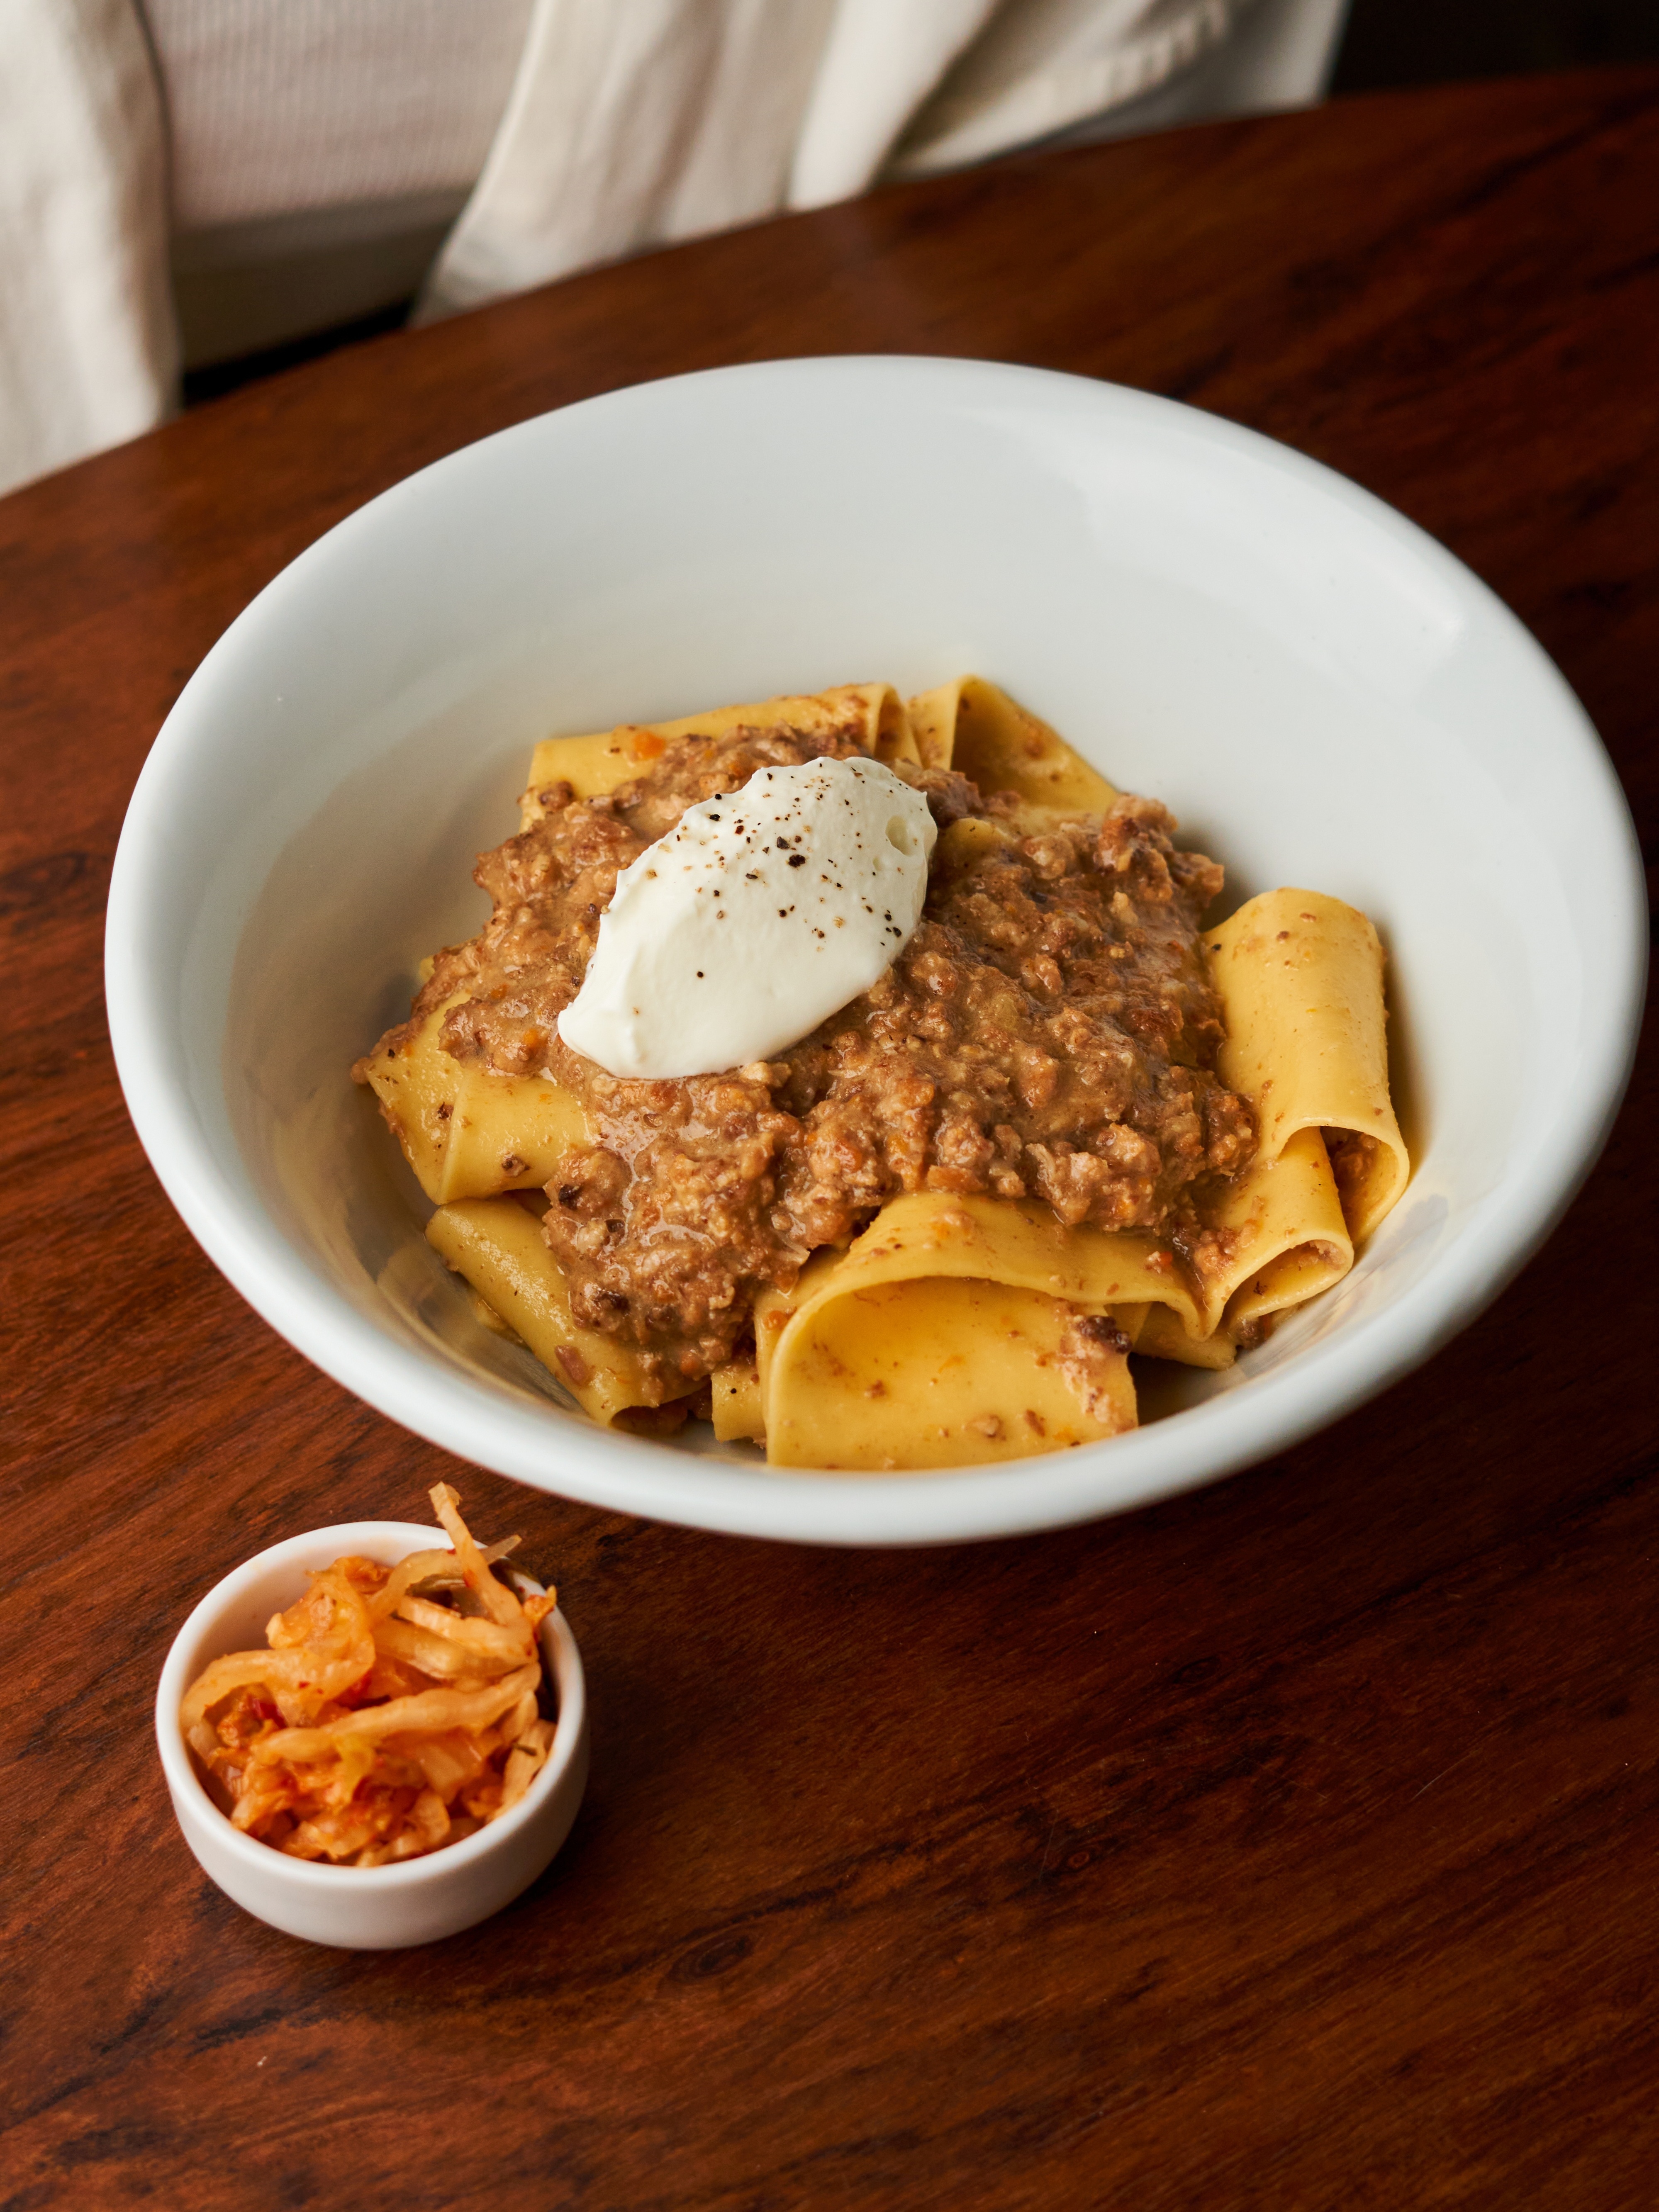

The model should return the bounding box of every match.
[106,358,1644,1545]
[155,1522,589,1947]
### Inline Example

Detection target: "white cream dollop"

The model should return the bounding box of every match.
[557,756,937,1078]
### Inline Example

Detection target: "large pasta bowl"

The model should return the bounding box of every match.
[105,358,1644,1545]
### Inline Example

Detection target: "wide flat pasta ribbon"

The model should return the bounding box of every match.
[519,681,915,825]
[426,1195,689,1425]
[362,993,591,1205]
[907,675,1118,818]
[752,1192,1194,1469]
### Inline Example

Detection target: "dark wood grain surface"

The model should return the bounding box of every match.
[5,68,1656,2211]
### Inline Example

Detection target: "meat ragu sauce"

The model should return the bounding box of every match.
[358,713,1255,1394]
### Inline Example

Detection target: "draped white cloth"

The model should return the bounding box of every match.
[0,0,1345,496]
[420,0,1346,314]
[0,0,176,494]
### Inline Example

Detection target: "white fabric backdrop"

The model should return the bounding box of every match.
[0,0,1346,495]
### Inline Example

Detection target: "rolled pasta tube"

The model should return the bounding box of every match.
[1224,1234,1353,1341]
[426,1196,684,1424]
[1199,1125,1354,1338]
[1206,888,1409,1243]
[906,676,1118,817]
[905,679,963,770]
[519,682,914,825]
[361,998,591,1205]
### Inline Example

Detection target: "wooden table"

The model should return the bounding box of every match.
[6,67,1656,2209]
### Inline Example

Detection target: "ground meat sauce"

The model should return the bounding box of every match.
[366,714,1256,1389]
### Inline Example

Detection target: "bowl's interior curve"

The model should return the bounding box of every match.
[107,359,1644,1543]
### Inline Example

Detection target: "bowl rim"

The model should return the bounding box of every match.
[106,355,1649,1545]
[154,1520,586,1888]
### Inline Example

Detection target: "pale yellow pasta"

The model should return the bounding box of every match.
[519,682,914,826]
[1203,1126,1354,1338]
[764,1276,1135,1471]
[426,1196,687,1425]
[1206,888,1409,1242]
[362,997,590,1205]
[757,1192,1199,1339]
[907,675,1118,818]
[711,1358,765,1445]
[1133,1307,1238,1370]
[753,1194,1177,1468]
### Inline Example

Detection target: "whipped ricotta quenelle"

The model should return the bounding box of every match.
[557,757,937,1078]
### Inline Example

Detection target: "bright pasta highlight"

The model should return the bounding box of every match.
[354,679,1408,1469]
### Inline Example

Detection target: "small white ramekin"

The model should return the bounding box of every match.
[155,1520,589,1948]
